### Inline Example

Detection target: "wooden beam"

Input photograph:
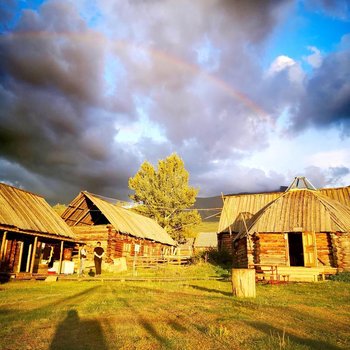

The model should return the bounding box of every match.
[29,236,38,274]
[63,195,86,221]
[58,241,64,274]
[26,244,32,272]
[17,241,24,273]
[73,209,92,226]
[0,231,7,261]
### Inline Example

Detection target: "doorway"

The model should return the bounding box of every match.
[288,233,304,266]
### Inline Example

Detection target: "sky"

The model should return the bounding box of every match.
[0,0,349,204]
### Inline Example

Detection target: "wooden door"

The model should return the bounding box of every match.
[302,231,317,267]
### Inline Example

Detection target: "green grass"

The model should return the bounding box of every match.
[0,264,349,350]
[192,221,219,234]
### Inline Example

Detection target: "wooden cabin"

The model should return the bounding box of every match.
[0,183,77,280]
[218,179,350,281]
[61,191,176,267]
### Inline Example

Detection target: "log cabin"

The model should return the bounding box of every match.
[0,183,77,280]
[61,191,176,267]
[217,177,350,281]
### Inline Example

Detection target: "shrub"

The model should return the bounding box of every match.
[192,248,232,269]
[329,271,350,282]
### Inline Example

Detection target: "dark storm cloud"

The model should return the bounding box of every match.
[0,0,347,203]
[0,0,139,203]
[0,0,296,202]
[291,47,350,136]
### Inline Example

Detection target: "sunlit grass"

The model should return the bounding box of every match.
[0,264,349,350]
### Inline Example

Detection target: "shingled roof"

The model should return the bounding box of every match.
[0,183,74,239]
[62,191,176,246]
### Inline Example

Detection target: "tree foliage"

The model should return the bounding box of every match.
[128,153,202,241]
[52,203,67,216]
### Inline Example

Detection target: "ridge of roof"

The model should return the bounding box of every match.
[0,182,44,198]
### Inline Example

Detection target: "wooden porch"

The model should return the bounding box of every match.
[249,264,338,283]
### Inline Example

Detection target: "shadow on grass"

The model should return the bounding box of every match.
[167,319,187,333]
[189,284,232,297]
[0,286,101,323]
[50,309,108,350]
[246,321,342,350]
[123,299,174,347]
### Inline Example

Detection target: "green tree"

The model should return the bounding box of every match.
[52,203,67,216]
[128,153,202,241]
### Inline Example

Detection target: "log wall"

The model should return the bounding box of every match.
[334,233,350,271]
[219,230,344,269]
[73,225,171,266]
[232,237,248,268]
[339,234,350,271]
[218,232,236,256]
[1,238,21,273]
[258,233,287,265]
[315,233,334,267]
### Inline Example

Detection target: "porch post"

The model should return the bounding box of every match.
[26,244,32,272]
[58,241,64,274]
[0,231,7,261]
[29,236,38,274]
[17,242,24,273]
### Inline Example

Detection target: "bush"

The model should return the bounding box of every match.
[329,271,350,282]
[192,248,232,269]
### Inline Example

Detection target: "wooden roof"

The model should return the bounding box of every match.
[218,186,350,234]
[319,186,350,207]
[194,232,218,248]
[62,191,176,246]
[246,189,350,234]
[0,183,74,239]
[218,191,281,233]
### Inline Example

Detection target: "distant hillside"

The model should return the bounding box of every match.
[193,196,223,222]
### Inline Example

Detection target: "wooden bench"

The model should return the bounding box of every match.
[249,264,289,284]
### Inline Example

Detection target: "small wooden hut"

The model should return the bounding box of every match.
[218,178,350,281]
[0,183,77,279]
[61,191,176,266]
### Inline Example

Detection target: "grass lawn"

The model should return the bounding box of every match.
[0,265,349,350]
[192,221,219,234]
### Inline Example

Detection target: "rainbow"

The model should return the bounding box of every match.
[1,30,271,123]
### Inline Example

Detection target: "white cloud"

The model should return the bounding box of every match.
[267,55,305,84]
[308,148,350,168]
[303,46,322,68]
